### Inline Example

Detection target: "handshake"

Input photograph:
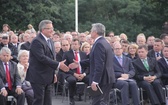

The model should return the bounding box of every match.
[59,59,79,72]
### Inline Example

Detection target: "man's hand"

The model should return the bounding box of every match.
[78,74,85,80]
[59,60,69,72]
[144,76,155,83]
[74,73,81,80]
[15,87,23,95]
[69,59,79,69]
[121,74,129,80]
[117,77,127,80]
[156,56,162,60]
[91,82,97,91]
[0,89,8,97]
[53,74,57,83]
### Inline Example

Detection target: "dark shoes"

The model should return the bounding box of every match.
[78,94,83,101]
[70,98,75,105]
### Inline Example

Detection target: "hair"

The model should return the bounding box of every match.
[64,34,72,40]
[127,43,138,53]
[0,47,11,55]
[91,23,105,36]
[54,41,61,46]
[80,42,91,51]
[163,45,168,50]
[2,24,10,31]
[138,45,148,51]
[120,40,129,44]
[72,39,80,44]
[137,33,146,41]
[154,38,164,44]
[39,20,52,32]
[17,50,29,61]
[160,33,168,40]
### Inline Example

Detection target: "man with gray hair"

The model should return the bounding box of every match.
[0,47,25,105]
[69,23,115,105]
[26,20,69,105]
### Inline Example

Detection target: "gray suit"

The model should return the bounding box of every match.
[113,56,140,105]
[0,60,25,105]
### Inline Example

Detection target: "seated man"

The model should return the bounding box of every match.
[158,46,168,86]
[62,39,89,105]
[132,45,165,105]
[0,47,25,105]
[113,42,140,105]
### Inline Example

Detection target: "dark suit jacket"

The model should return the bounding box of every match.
[26,33,59,85]
[20,41,31,51]
[80,37,115,86]
[132,57,161,81]
[158,57,168,85]
[62,50,89,75]
[147,49,163,58]
[0,43,18,63]
[113,56,135,79]
[0,60,21,89]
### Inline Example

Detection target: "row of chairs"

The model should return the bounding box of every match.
[55,80,88,104]
[109,86,168,105]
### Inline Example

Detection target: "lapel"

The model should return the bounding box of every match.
[114,57,122,67]
[90,37,103,56]
[8,61,14,77]
[137,58,148,71]
[161,58,168,68]
[0,61,5,77]
[39,34,55,59]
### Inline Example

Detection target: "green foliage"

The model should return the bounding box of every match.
[0,0,167,41]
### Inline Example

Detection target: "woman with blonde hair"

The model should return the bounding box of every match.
[126,43,139,61]
[80,42,91,55]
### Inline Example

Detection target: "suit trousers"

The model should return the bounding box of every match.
[92,84,112,105]
[0,87,25,105]
[22,85,34,105]
[115,80,140,105]
[138,79,165,105]
[65,74,89,99]
[31,83,52,105]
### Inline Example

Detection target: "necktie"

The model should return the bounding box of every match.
[118,57,122,66]
[143,59,149,71]
[156,52,160,57]
[47,39,52,50]
[5,63,12,90]
[75,52,80,74]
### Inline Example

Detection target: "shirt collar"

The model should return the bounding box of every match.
[141,57,147,62]
[41,33,50,41]
[94,36,102,43]
[115,55,123,59]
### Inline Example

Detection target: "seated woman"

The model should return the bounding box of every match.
[17,50,34,105]
[126,43,139,61]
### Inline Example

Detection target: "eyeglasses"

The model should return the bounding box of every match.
[114,48,122,50]
[44,27,54,30]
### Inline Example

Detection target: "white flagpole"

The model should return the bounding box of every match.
[75,0,78,32]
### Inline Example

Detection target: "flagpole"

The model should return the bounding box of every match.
[75,0,78,32]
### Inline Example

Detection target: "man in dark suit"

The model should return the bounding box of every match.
[62,39,89,105]
[132,45,165,105]
[55,39,70,95]
[113,42,140,105]
[0,47,25,105]
[158,46,168,86]
[0,34,18,63]
[69,23,115,105]
[147,38,164,60]
[26,20,69,105]
[20,33,36,51]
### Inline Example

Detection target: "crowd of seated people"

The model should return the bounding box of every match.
[1,23,168,105]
